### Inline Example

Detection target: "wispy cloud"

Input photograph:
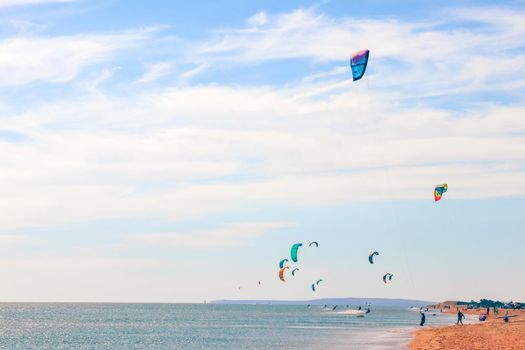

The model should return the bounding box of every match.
[0,3,523,302]
[246,11,268,27]
[0,30,150,87]
[0,6,522,232]
[0,83,522,229]
[127,222,293,248]
[196,8,525,98]
[133,62,172,85]
[179,63,210,81]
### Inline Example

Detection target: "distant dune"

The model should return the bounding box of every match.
[210,297,434,307]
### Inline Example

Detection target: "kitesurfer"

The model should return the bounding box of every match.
[457,310,465,325]
[420,312,426,326]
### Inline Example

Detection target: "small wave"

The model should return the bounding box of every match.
[286,325,346,330]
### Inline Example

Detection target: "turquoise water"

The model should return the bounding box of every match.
[0,304,455,349]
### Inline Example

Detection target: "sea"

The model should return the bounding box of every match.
[0,303,457,349]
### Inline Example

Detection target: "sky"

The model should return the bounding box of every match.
[0,0,523,303]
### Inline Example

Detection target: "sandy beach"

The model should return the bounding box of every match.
[409,309,525,349]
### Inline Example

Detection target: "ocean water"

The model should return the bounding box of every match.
[0,303,456,349]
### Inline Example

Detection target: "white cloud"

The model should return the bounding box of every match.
[246,11,268,26]
[0,5,522,302]
[134,62,172,84]
[0,30,149,86]
[448,6,525,33]
[179,63,210,81]
[0,7,521,232]
[197,8,525,98]
[127,222,293,249]
[202,7,525,63]
[0,82,522,230]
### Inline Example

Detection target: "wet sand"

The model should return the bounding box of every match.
[409,309,525,349]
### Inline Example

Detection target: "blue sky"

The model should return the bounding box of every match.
[0,0,523,302]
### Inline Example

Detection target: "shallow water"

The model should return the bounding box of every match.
[0,303,456,349]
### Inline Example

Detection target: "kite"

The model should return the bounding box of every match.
[311,279,323,292]
[309,241,319,248]
[383,273,393,284]
[292,268,299,276]
[368,251,379,264]
[279,266,289,282]
[290,243,303,262]
[350,49,370,81]
[434,184,448,202]
[279,259,289,269]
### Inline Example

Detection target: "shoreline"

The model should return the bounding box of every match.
[409,309,525,349]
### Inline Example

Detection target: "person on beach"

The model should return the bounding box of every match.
[420,312,426,326]
[503,310,509,323]
[457,310,465,325]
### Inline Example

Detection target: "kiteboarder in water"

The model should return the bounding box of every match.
[420,312,426,326]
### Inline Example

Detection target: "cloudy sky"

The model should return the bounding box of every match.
[0,0,523,302]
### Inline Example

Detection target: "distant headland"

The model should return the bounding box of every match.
[210,297,434,307]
